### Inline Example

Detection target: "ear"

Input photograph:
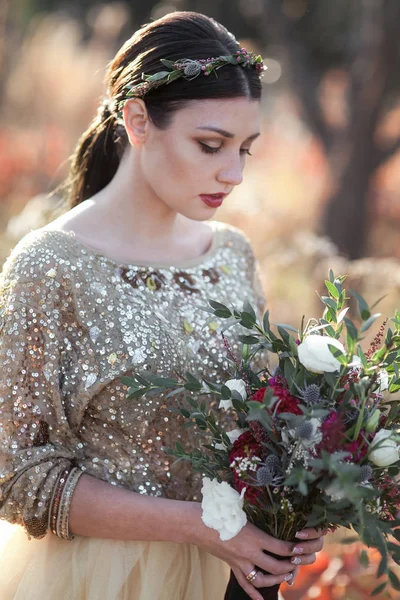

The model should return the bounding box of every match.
[122,98,149,147]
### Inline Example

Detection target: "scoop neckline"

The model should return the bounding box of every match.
[39,221,220,270]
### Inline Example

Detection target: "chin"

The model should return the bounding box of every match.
[188,210,218,222]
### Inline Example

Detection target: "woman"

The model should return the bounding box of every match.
[0,11,325,600]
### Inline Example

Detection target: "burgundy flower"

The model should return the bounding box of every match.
[229,430,264,505]
[249,420,270,444]
[315,411,345,454]
[251,379,302,416]
[343,432,369,462]
[252,387,267,403]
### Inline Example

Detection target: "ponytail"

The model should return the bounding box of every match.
[65,101,127,209]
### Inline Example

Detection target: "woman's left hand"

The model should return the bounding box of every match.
[286,527,327,586]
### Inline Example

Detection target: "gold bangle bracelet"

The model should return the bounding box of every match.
[57,468,84,540]
[48,467,71,536]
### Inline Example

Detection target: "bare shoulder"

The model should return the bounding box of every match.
[42,200,97,237]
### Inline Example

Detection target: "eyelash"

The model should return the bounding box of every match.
[199,143,252,156]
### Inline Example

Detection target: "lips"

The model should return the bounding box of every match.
[200,193,227,208]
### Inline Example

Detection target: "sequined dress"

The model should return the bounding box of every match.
[0,221,266,600]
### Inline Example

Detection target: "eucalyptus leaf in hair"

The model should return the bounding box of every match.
[119,48,265,109]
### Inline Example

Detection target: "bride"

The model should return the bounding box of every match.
[0,11,325,600]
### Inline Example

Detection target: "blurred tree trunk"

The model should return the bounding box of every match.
[263,0,400,259]
[0,0,11,105]
[323,0,400,258]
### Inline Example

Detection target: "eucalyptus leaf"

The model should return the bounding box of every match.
[209,300,232,318]
[360,549,369,569]
[321,296,337,310]
[238,335,260,344]
[277,325,291,347]
[344,317,359,341]
[160,59,176,68]
[349,289,371,321]
[319,318,336,338]
[239,311,257,329]
[360,313,382,333]
[243,300,256,321]
[275,323,298,334]
[127,388,148,400]
[166,70,182,84]
[120,375,137,387]
[370,293,389,310]
[371,582,387,596]
[146,70,171,81]
[263,310,270,333]
[325,280,340,299]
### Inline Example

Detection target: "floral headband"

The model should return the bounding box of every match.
[112,47,266,122]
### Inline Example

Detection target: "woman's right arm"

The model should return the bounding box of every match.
[69,474,325,600]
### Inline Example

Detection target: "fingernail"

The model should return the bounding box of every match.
[284,573,294,582]
[292,546,304,554]
[295,531,308,539]
[291,556,301,565]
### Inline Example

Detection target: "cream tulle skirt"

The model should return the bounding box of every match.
[0,521,230,600]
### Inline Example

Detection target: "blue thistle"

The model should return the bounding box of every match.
[303,384,320,405]
[265,454,282,473]
[297,421,314,440]
[360,465,373,482]
[256,466,274,486]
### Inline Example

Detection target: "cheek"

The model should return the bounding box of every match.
[143,138,208,192]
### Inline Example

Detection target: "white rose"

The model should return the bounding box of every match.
[201,477,247,541]
[226,428,245,445]
[298,335,345,374]
[219,379,247,409]
[369,429,399,467]
[377,370,389,392]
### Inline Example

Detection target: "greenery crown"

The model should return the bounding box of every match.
[114,48,266,117]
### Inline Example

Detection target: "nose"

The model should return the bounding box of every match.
[216,154,244,187]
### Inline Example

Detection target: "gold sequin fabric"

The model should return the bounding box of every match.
[0,221,266,539]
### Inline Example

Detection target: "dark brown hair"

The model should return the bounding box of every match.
[64,11,262,208]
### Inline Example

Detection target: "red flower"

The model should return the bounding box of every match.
[315,411,345,454]
[251,380,302,416]
[252,387,267,403]
[343,431,370,462]
[229,430,264,505]
[269,378,302,415]
[316,412,374,462]
[249,420,270,444]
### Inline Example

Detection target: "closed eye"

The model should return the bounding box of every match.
[199,142,221,155]
[199,142,252,156]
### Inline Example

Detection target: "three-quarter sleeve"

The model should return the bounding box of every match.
[0,249,83,539]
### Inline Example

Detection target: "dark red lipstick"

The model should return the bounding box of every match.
[200,193,227,208]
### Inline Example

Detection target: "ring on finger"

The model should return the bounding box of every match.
[245,568,259,583]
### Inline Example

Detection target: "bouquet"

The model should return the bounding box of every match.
[122,272,400,598]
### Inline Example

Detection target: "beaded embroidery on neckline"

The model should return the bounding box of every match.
[37,222,221,270]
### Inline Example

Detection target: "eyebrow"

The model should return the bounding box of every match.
[195,126,260,142]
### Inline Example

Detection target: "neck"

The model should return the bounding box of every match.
[91,147,183,247]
